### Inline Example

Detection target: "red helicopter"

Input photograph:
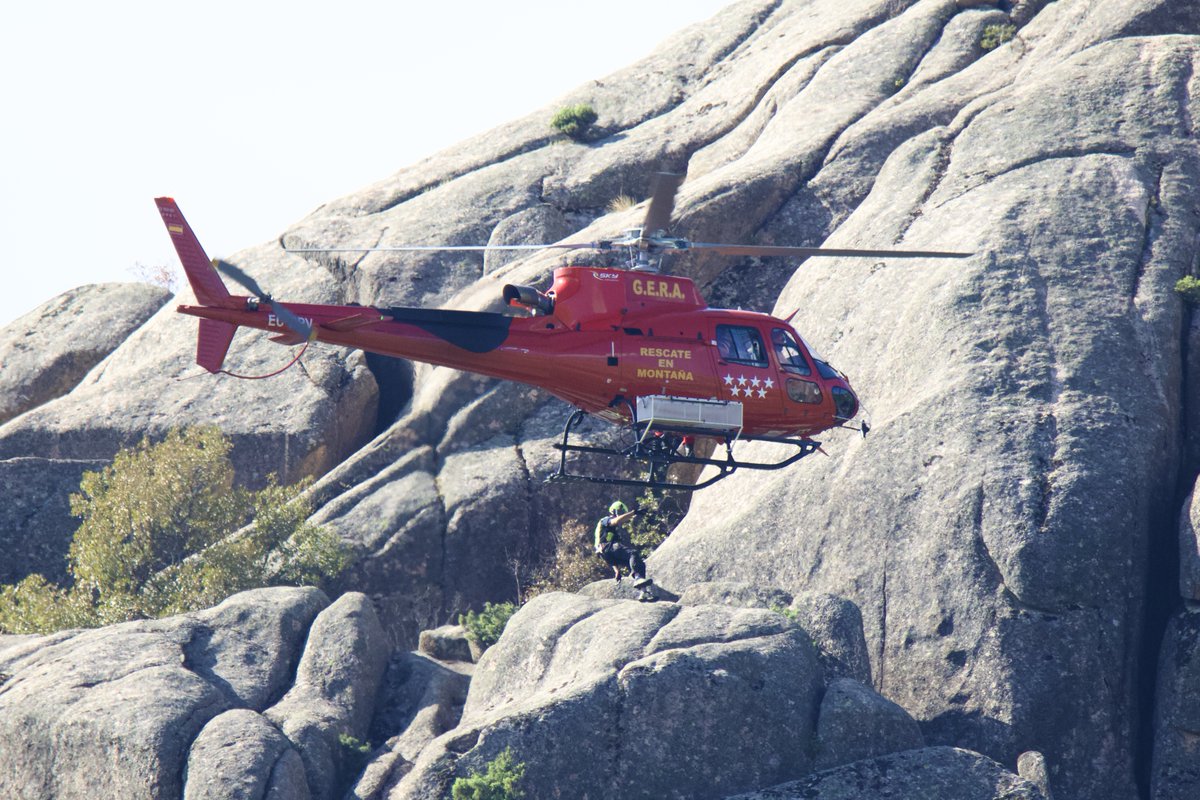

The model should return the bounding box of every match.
[157,175,967,491]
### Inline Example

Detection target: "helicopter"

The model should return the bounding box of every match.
[156,174,968,491]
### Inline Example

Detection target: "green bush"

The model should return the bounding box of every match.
[550,103,598,140]
[980,23,1017,51]
[459,601,517,650]
[628,489,685,555]
[523,521,609,600]
[339,733,372,754]
[451,748,526,800]
[770,603,800,624]
[0,426,349,634]
[1177,276,1200,304]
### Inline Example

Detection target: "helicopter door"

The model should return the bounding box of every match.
[771,326,827,429]
[713,323,786,427]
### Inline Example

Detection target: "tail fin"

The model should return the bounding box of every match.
[155,197,237,308]
[196,318,237,373]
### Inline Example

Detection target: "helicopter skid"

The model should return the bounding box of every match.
[547,409,820,492]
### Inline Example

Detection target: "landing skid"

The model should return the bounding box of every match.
[546,408,820,492]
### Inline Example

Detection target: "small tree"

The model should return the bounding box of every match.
[459,601,517,650]
[0,426,348,633]
[1176,276,1200,305]
[451,748,526,800]
[627,489,685,556]
[550,103,598,141]
[523,521,609,599]
[128,261,180,293]
[980,23,1017,51]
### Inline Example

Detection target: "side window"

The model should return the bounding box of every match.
[786,378,823,404]
[771,328,811,375]
[716,325,767,367]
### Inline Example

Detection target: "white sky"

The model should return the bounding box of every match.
[0,1,732,328]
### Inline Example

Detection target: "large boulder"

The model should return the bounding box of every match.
[0,587,328,800]
[1151,607,1200,799]
[387,592,839,799]
[1179,489,1200,601]
[646,6,1200,799]
[265,592,389,800]
[352,648,472,800]
[725,746,1047,800]
[183,709,310,800]
[0,282,170,426]
[814,678,924,770]
[789,593,873,686]
[0,457,103,584]
[673,582,872,684]
[0,263,379,588]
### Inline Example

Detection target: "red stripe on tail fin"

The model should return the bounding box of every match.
[197,318,237,373]
[155,198,237,308]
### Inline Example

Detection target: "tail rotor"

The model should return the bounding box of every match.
[212,259,313,340]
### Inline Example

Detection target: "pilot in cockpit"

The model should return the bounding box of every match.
[772,328,809,374]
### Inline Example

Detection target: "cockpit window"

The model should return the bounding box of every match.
[831,386,858,419]
[813,359,841,380]
[771,328,811,375]
[716,325,767,367]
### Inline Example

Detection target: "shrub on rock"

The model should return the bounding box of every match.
[549,103,598,140]
[0,426,347,633]
[459,601,516,650]
[451,747,526,800]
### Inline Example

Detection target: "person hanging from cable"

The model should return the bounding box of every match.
[594,500,656,601]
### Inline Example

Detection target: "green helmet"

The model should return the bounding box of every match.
[609,500,629,515]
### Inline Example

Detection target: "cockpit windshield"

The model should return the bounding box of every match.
[795,333,843,379]
[770,328,811,375]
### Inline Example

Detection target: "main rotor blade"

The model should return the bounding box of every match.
[687,243,973,259]
[213,258,271,297]
[286,243,602,254]
[642,172,684,236]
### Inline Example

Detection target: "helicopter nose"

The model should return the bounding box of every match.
[831,384,858,421]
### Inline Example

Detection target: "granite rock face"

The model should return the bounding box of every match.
[0,282,170,426]
[4,1,1200,798]
[725,746,1047,800]
[183,709,311,800]
[1151,607,1200,798]
[265,592,389,800]
[0,587,328,800]
[641,4,1200,799]
[0,457,103,584]
[240,13,1200,797]
[814,677,924,770]
[386,592,896,800]
[0,250,380,573]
